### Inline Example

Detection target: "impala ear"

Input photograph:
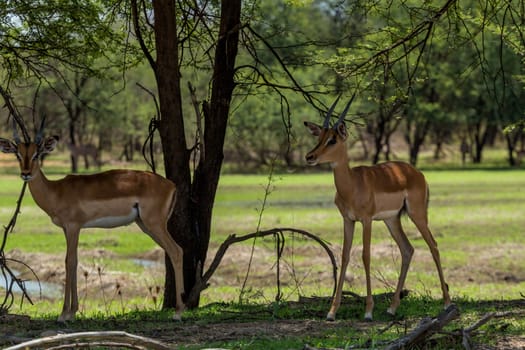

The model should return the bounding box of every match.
[304,121,322,136]
[336,122,347,140]
[0,138,17,154]
[39,136,59,154]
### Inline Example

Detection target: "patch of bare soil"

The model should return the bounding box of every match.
[5,242,328,304]
[328,241,525,286]
[2,306,524,349]
[3,243,525,349]
[0,314,363,349]
[492,336,525,350]
[5,238,525,305]
[161,319,353,346]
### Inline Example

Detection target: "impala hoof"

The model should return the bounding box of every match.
[364,312,373,322]
[326,312,336,322]
[386,307,396,316]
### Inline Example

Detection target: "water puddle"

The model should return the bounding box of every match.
[132,258,161,268]
[0,258,160,300]
[0,268,62,299]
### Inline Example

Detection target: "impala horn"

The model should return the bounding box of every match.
[333,91,357,129]
[323,94,342,129]
[34,115,46,145]
[12,117,22,144]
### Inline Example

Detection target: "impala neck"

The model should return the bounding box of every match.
[27,166,57,214]
[330,147,353,196]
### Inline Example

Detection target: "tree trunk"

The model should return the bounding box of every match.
[505,130,521,167]
[372,135,382,164]
[187,0,241,307]
[150,0,192,310]
[406,120,430,166]
[356,128,369,160]
[371,117,385,165]
[150,0,241,310]
[472,124,491,164]
[69,121,78,173]
[433,140,443,161]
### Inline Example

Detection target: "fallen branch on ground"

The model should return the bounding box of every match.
[304,304,460,350]
[304,301,525,350]
[3,331,174,350]
[460,309,525,350]
[385,304,460,350]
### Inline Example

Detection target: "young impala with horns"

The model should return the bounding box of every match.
[0,120,185,322]
[304,96,451,321]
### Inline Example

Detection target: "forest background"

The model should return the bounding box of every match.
[2,0,524,172]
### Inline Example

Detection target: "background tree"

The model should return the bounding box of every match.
[0,0,132,145]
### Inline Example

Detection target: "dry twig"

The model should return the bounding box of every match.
[461,309,525,350]
[0,88,34,313]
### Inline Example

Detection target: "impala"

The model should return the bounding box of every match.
[66,142,101,170]
[0,122,185,322]
[304,97,451,321]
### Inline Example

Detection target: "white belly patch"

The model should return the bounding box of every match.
[83,207,139,228]
[372,209,401,220]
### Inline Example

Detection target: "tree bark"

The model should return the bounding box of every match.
[405,119,430,166]
[150,0,192,310]
[150,0,241,309]
[186,0,241,307]
[504,130,521,167]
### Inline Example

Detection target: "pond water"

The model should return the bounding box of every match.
[0,268,62,299]
[0,258,160,300]
[131,258,161,268]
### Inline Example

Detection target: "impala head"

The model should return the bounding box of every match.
[0,118,58,181]
[304,94,354,166]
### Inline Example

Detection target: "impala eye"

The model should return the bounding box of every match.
[327,137,337,145]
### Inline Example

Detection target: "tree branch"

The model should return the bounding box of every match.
[0,182,33,314]
[385,304,460,350]
[130,0,156,72]
[0,86,31,142]
[186,227,338,307]
[345,0,458,77]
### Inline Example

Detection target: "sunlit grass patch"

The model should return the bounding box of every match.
[1,157,525,349]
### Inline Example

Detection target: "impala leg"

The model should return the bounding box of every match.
[362,219,374,321]
[409,213,451,308]
[60,226,80,322]
[327,218,355,321]
[137,218,185,320]
[162,236,185,320]
[384,216,414,316]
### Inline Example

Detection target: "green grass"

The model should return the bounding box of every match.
[1,155,524,349]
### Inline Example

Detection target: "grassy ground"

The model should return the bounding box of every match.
[0,151,524,349]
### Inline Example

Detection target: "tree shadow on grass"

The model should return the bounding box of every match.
[1,294,524,349]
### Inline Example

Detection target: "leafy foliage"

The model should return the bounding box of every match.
[1,0,524,168]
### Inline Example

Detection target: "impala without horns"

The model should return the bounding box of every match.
[304,95,451,321]
[0,120,185,322]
